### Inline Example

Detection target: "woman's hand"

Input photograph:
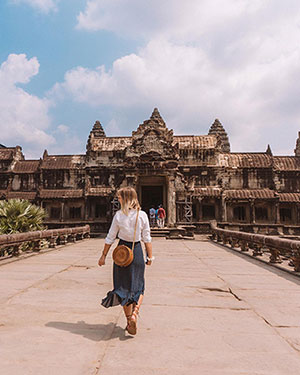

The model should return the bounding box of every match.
[98,244,111,267]
[145,242,153,266]
[98,254,106,267]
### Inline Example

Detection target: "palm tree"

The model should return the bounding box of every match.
[0,199,46,234]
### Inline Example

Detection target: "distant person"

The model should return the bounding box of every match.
[157,205,166,228]
[149,206,156,228]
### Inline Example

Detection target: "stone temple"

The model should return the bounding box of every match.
[1,108,300,234]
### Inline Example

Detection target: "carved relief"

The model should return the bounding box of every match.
[125,108,179,162]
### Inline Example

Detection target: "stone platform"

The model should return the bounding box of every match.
[1,238,300,374]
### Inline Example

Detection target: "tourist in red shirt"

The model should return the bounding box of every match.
[157,205,166,228]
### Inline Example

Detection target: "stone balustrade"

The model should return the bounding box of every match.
[210,222,300,272]
[0,225,90,258]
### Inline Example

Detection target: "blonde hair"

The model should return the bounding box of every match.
[117,187,141,215]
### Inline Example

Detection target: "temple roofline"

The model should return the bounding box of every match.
[44,154,86,157]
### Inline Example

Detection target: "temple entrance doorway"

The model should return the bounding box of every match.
[137,176,166,217]
[141,186,163,214]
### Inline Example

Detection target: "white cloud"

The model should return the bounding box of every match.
[11,0,58,13]
[0,54,55,156]
[53,31,300,153]
[57,124,69,133]
[105,118,122,136]
[50,131,83,155]
[77,0,254,39]
[67,0,300,154]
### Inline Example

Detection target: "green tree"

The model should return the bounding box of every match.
[0,199,46,234]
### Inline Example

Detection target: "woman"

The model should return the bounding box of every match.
[98,187,154,335]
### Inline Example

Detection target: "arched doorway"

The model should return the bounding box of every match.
[137,176,167,215]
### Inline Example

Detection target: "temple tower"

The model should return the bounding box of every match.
[295,132,300,157]
[86,121,106,152]
[266,144,272,156]
[208,119,230,152]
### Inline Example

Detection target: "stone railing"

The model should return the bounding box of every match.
[210,222,300,272]
[0,225,90,258]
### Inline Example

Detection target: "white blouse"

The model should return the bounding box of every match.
[105,209,152,245]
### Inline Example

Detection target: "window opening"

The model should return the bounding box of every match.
[50,207,60,219]
[202,205,215,220]
[233,206,245,221]
[280,208,292,222]
[69,207,81,219]
[255,207,268,221]
[95,204,107,218]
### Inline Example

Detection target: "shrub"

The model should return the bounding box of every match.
[0,199,46,234]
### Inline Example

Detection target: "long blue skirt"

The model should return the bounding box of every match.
[101,239,145,308]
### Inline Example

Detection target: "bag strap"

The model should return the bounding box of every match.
[131,208,140,251]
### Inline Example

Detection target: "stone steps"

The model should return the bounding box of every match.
[151,226,195,239]
[150,228,170,237]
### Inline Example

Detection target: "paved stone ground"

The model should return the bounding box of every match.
[1,238,300,375]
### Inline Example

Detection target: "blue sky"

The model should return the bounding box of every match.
[1,0,300,158]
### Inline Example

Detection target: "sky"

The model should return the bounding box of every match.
[1,0,300,158]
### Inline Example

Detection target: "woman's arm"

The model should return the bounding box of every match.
[98,213,119,267]
[105,213,119,245]
[144,242,153,266]
[141,212,153,265]
[98,243,112,266]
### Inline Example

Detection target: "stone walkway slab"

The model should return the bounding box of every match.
[1,238,300,374]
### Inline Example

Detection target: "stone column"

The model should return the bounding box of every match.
[167,176,176,226]
[84,198,88,220]
[275,201,280,224]
[221,194,227,222]
[215,199,220,221]
[297,203,300,224]
[250,200,255,224]
[60,202,64,222]
[197,198,201,222]
[198,198,203,222]
[292,203,297,224]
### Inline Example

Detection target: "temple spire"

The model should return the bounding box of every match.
[266,144,272,156]
[151,108,162,120]
[86,120,106,152]
[147,107,166,127]
[208,119,230,152]
[295,131,300,157]
[91,120,106,138]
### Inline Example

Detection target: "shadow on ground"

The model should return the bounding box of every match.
[45,321,133,341]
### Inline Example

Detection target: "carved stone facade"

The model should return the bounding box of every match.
[1,108,300,234]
